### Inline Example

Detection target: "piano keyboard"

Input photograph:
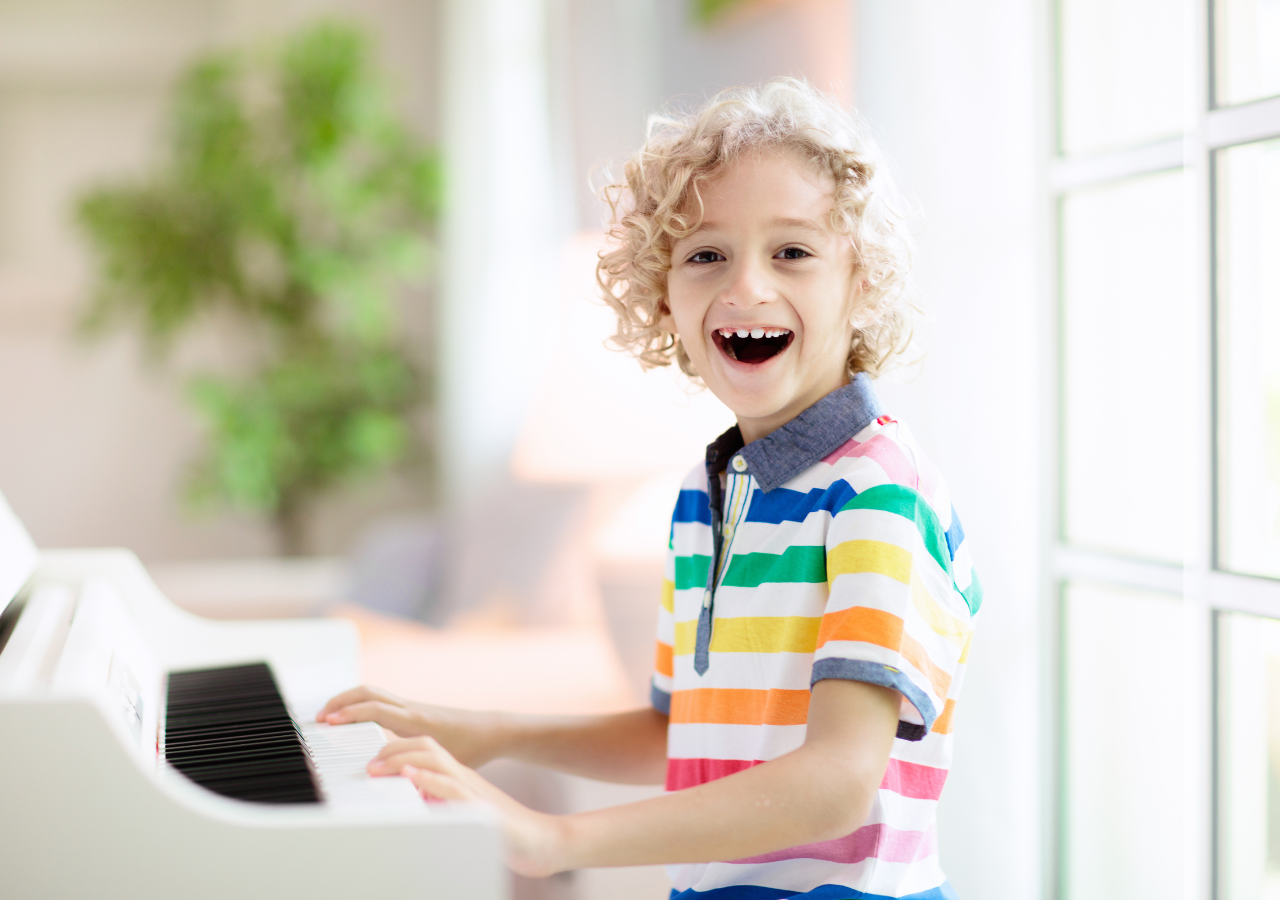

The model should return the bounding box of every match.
[165,662,319,804]
[163,660,423,811]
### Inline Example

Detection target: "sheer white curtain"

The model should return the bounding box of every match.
[437,0,562,506]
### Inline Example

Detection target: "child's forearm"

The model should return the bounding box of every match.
[543,678,900,872]
[551,739,875,870]
[318,686,668,783]
[492,707,669,784]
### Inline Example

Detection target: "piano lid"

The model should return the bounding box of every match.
[0,490,38,616]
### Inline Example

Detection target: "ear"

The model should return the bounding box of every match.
[656,302,677,338]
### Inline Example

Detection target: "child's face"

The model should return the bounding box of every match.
[664,150,860,443]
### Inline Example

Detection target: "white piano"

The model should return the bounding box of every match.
[0,492,505,899]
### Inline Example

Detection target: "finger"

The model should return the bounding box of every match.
[402,765,474,802]
[372,735,446,763]
[324,701,409,728]
[316,686,384,721]
[369,744,455,776]
[367,752,434,776]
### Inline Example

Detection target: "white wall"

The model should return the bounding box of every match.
[855,2,1045,898]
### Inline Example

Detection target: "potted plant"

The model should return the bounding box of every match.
[77,20,440,555]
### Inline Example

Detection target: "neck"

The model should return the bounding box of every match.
[735,374,852,445]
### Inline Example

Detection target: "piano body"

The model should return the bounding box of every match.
[0,493,505,899]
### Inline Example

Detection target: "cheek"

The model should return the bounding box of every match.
[664,291,705,350]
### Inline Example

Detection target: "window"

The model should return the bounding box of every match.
[1061,583,1185,898]
[1050,1,1280,896]
[1217,138,1280,580]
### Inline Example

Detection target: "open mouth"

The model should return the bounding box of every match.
[713,327,794,365]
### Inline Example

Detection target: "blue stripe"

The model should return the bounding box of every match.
[811,658,938,738]
[650,682,671,715]
[943,506,965,560]
[744,481,856,525]
[674,489,712,526]
[671,888,798,900]
[671,882,958,900]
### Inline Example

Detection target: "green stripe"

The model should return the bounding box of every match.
[721,545,825,588]
[840,484,951,577]
[674,554,712,590]
[960,569,983,616]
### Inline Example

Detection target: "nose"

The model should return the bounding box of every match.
[718,255,776,310]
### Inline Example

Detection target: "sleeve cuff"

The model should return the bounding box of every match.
[810,658,938,742]
[650,681,671,715]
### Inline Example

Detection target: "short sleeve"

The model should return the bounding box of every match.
[813,483,975,741]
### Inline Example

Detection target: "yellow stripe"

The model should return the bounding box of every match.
[660,579,675,613]
[910,571,972,653]
[672,616,821,655]
[827,540,912,585]
[674,620,697,655]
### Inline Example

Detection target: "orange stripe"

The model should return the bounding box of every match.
[655,641,673,677]
[818,607,952,701]
[817,606,903,651]
[931,699,956,734]
[901,632,952,700]
[669,688,810,726]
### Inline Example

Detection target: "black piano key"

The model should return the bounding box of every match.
[164,662,320,805]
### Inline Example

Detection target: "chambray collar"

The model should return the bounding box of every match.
[704,373,883,493]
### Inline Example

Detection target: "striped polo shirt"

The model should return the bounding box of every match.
[651,375,981,900]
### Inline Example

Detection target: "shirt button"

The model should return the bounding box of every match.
[703,589,713,608]
[731,455,747,472]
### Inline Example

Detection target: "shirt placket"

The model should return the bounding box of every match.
[694,452,752,675]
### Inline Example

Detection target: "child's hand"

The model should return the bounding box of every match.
[316,686,502,768]
[368,736,568,878]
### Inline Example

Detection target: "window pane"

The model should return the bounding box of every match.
[1218,139,1280,579]
[1215,0,1280,107]
[1061,169,1192,563]
[1059,0,1185,155]
[1217,611,1280,899]
[1062,582,1185,899]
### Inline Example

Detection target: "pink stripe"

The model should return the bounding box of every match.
[666,757,762,791]
[879,758,948,801]
[822,434,917,487]
[732,822,937,866]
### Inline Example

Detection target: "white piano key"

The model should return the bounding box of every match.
[299,720,426,812]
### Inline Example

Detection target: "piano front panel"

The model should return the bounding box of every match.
[48,576,162,764]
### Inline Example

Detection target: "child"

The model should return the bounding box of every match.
[318,78,980,900]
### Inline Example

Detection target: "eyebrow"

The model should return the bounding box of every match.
[769,217,827,235]
[683,217,828,239]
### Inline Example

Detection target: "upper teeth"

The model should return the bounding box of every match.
[720,328,789,339]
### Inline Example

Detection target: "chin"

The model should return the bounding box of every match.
[722,394,789,423]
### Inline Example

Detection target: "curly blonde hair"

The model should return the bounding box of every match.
[597,78,916,380]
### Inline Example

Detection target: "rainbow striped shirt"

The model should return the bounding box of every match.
[651,376,980,900]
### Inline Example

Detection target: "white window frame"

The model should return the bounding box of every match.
[1043,0,1280,897]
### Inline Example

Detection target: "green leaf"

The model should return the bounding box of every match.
[691,0,753,25]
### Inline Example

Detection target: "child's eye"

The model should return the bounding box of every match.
[687,250,725,264]
[776,247,810,260]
